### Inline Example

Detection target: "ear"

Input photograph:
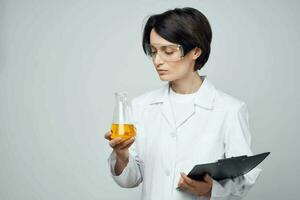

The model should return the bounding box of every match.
[192,47,202,60]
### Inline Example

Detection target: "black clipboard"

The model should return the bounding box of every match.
[187,152,270,181]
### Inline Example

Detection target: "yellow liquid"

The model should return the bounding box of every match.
[111,124,136,140]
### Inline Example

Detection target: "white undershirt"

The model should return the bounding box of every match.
[169,87,197,127]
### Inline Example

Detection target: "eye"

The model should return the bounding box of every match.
[149,47,157,55]
[164,51,174,55]
[163,46,177,55]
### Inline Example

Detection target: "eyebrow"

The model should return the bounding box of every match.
[150,43,176,46]
[149,44,177,48]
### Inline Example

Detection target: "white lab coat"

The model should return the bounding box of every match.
[108,76,261,200]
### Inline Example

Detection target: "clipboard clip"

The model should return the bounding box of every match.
[218,155,248,162]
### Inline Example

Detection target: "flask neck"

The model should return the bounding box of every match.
[113,92,131,124]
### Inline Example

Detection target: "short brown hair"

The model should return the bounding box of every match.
[142,7,212,71]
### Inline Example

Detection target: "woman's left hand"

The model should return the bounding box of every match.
[177,172,213,197]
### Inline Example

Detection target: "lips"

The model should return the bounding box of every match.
[157,70,168,75]
[157,69,168,72]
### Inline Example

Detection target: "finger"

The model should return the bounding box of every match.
[177,176,183,186]
[118,137,134,149]
[191,175,212,196]
[180,172,195,187]
[120,137,135,149]
[109,137,124,148]
[178,178,193,192]
[104,131,112,140]
[203,173,212,184]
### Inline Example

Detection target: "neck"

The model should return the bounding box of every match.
[170,71,203,94]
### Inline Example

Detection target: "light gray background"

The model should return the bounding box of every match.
[0,0,299,199]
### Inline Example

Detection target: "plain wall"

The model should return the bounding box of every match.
[1,0,299,199]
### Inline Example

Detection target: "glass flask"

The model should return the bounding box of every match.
[111,92,136,140]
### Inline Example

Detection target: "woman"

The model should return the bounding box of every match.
[105,7,261,200]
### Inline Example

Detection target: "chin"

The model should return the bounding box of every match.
[158,75,172,82]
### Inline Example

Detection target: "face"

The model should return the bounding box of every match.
[149,28,201,82]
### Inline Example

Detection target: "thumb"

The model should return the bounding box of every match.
[204,174,212,182]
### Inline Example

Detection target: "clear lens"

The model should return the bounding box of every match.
[147,44,184,62]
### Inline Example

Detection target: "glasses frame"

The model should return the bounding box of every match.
[146,44,185,62]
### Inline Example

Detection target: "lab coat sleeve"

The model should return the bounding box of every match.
[107,143,143,188]
[210,102,262,200]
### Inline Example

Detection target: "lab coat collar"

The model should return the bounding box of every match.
[149,76,216,110]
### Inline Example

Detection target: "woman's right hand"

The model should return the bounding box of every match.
[104,131,135,175]
[104,131,135,163]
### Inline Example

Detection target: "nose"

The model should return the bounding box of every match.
[153,53,164,65]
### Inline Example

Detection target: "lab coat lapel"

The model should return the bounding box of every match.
[173,76,216,128]
[159,84,176,129]
[175,105,196,128]
[149,83,176,129]
[193,76,216,110]
[158,84,196,130]
[160,100,176,129]
[149,76,216,129]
